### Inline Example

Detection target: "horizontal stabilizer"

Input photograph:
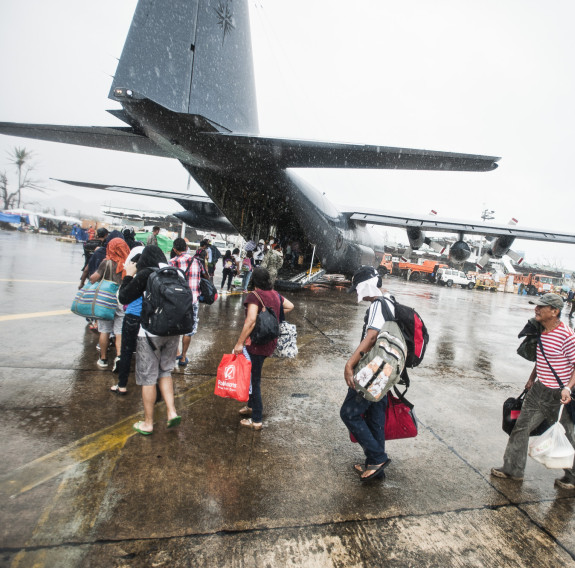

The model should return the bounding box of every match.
[0,122,171,158]
[348,209,575,244]
[206,133,500,172]
[54,179,235,233]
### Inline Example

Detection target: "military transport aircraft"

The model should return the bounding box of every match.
[1,0,574,273]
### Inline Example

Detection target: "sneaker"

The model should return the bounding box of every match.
[96,344,101,352]
[490,467,523,481]
[97,358,109,368]
[112,356,120,373]
[555,476,575,490]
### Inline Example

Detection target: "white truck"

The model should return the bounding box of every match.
[437,268,475,289]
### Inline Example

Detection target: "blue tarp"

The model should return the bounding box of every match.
[0,213,21,223]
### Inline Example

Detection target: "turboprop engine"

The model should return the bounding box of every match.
[476,235,523,269]
[403,227,445,261]
[448,240,471,266]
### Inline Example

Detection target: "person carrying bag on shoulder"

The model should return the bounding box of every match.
[232,267,294,430]
[491,293,575,489]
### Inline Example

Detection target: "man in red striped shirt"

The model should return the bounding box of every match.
[492,294,575,489]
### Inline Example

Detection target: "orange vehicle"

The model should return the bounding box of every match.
[395,259,447,282]
[379,253,393,274]
[514,273,563,295]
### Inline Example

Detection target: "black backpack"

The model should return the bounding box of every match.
[141,266,195,336]
[82,239,101,269]
[250,291,280,345]
[366,296,429,388]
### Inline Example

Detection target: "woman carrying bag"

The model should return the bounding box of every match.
[232,267,294,429]
[90,237,130,369]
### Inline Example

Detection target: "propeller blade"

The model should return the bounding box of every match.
[400,247,412,262]
[506,249,524,264]
[428,240,446,254]
[476,252,492,270]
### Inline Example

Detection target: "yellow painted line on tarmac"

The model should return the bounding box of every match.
[0,309,71,322]
[0,377,216,499]
[0,279,77,284]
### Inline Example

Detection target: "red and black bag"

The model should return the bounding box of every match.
[349,387,418,443]
[376,296,428,368]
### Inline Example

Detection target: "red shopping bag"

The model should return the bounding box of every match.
[214,354,251,402]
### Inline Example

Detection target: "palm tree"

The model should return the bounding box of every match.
[1,147,47,209]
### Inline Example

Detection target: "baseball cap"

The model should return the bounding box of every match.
[348,265,380,293]
[529,293,564,310]
[96,227,109,238]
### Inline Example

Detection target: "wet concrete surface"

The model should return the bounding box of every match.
[1,231,575,567]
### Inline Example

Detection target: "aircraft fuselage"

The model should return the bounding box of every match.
[120,96,386,273]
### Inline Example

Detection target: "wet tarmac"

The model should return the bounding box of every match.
[1,231,575,567]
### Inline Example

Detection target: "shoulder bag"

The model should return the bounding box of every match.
[71,261,119,320]
[249,291,280,345]
[271,293,298,358]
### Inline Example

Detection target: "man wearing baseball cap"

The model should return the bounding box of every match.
[492,293,575,489]
[340,266,392,483]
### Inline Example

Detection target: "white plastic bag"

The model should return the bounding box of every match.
[528,406,575,469]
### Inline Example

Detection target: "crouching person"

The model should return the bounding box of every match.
[118,245,183,435]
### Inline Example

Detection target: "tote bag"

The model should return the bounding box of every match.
[71,261,119,320]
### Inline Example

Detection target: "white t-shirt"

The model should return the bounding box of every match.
[364,293,395,338]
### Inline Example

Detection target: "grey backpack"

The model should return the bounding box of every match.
[353,321,407,402]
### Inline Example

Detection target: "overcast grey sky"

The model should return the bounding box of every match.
[1,0,574,268]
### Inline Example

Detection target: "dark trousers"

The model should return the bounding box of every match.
[247,354,266,423]
[340,388,388,466]
[221,268,234,291]
[117,314,140,388]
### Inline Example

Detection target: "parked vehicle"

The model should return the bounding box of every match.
[513,273,563,296]
[379,253,393,274]
[394,259,447,282]
[437,268,475,289]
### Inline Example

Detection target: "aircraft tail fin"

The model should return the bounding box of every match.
[110,0,258,134]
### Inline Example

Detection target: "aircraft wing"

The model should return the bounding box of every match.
[0,122,171,158]
[207,133,500,172]
[347,209,575,244]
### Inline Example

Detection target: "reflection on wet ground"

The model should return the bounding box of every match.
[1,231,575,567]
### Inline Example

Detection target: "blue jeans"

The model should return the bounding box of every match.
[340,388,388,465]
[242,270,252,290]
[246,353,266,422]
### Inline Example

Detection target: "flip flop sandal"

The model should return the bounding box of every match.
[110,384,128,395]
[361,463,387,483]
[167,416,182,428]
[133,421,153,436]
[354,458,391,477]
